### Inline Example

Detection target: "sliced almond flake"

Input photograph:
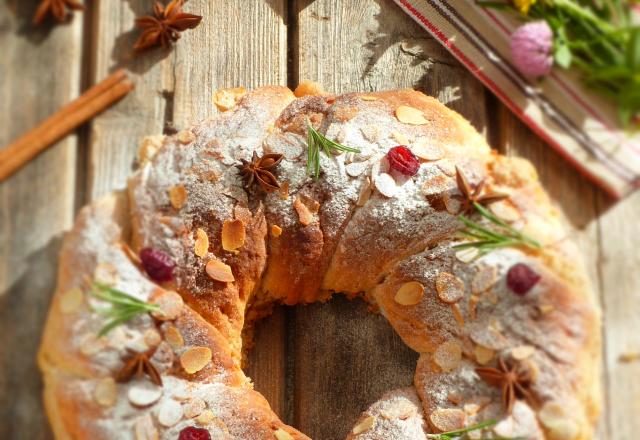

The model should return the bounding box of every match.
[157,399,183,427]
[94,262,118,286]
[435,272,465,304]
[538,401,580,440]
[422,173,452,197]
[294,80,324,97]
[213,87,246,111]
[429,408,467,432]
[455,247,479,263]
[489,200,520,222]
[412,139,444,161]
[447,391,462,405]
[222,219,246,251]
[121,241,142,266]
[279,181,290,200]
[357,178,372,206]
[274,428,295,440]
[183,398,207,418]
[168,185,188,210]
[94,377,117,407]
[360,125,380,142]
[271,224,283,237]
[134,414,158,440]
[470,324,508,350]
[194,228,209,257]
[143,328,162,348]
[511,345,536,360]
[474,344,495,365]
[164,325,185,350]
[352,415,376,435]
[293,196,318,226]
[538,304,555,315]
[484,289,499,305]
[463,403,481,416]
[360,95,378,101]
[437,160,457,177]
[391,130,410,145]
[346,161,368,177]
[434,340,462,372]
[177,130,196,145]
[396,105,428,125]
[374,172,398,198]
[79,332,107,356]
[60,287,84,314]
[128,382,163,407]
[150,289,184,321]
[451,303,465,327]
[394,281,424,306]
[443,191,462,215]
[196,409,215,425]
[471,266,498,295]
[493,416,516,438]
[137,135,164,164]
[180,346,212,374]
[205,259,235,282]
[380,401,416,420]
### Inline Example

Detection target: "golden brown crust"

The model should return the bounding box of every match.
[40,86,600,440]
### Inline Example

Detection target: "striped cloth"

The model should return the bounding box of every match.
[394,0,640,198]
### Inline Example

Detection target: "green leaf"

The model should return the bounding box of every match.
[555,43,573,68]
[626,28,640,69]
[89,283,160,335]
[306,119,360,180]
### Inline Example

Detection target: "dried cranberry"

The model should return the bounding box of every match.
[140,248,176,282]
[178,427,211,440]
[507,263,541,296]
[387,145,420,176]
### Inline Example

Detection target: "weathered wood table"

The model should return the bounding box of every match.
[1,1,638,439]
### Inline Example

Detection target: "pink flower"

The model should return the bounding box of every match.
[510,21,554,78]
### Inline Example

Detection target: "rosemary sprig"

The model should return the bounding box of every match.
[89,282,160,336]
[454,202,541,254]
[306,119,360,179]
[425,418,525,439]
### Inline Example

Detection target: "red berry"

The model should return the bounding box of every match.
[507,263,541,296]
[387,145,420,176]
[178,427,211,440]
[140,248,176,282]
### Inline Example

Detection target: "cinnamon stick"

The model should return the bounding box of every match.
[0,70,134,182]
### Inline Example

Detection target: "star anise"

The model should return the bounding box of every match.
[134,0,203,52]
[237,151,284,192]
[475,356,535,414]
[115,347,163,386]
[455,166,509,214]
[33,0,84,25]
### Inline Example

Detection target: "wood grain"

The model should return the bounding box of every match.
[0,1,83,438]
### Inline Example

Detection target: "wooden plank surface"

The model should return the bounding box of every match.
[1,0,639,439]
[0,1,83,438]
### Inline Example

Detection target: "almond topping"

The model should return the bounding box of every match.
[271,224,283,237]
[94,377,117,407]
[137,135,164,164]
[436,272,465,303]
[352,415,376,435]
[434,340,462,372]
[360,95,378,101]
[511,345,536,360]
[165,325,185,350]
[134,414,158,440]
[150,289,184,321]
[279,181,290,200]
[180,347,212,374]
[128,383,163,407]
[455,247,479,263]
[222,219,246,251]
[94,262,118,285]
[451,303,465,327]
[412,139,444,161]
[357,178,372,206]
[374,172,398,198]
[143,328,162,348]
[293,196,318,226]
[469,295,480,320]
[196,409,214,425]
[391,130,409,145]
[474,344,495,365]
[194,228,209,257]
[471,265,498,295]
[394,281,424,306]
[274,428,295,440]
[177,130,196,145]
[429,408,466,432]
[168,185,187,209]
[205,259,235,282]
[396,105,428,125]
[157,399,183,427]
[213,87,246,111]
[538,402,580,440]
[184,398,207,418]
[60,287,83,314]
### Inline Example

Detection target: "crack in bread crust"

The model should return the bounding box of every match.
[39,86,600,440]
